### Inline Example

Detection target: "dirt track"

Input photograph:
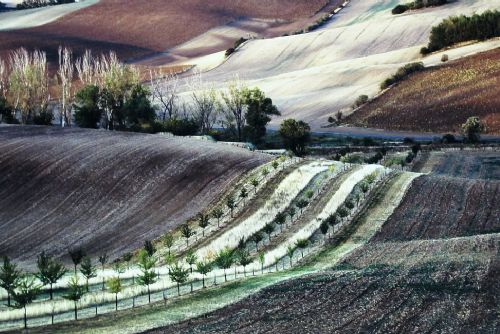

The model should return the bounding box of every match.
[0,125,269,268]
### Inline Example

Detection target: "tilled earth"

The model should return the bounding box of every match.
[0,126,269,268]
[144,239,498,334]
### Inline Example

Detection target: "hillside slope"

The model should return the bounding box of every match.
[197,0,500,131]
[0,0,329,61]
[0,126,269,267]
[346,48,500,134]
[137,151,499,333]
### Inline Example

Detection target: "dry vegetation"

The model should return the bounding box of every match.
[0,0,330,62]
[0,125,270,268]
[346,48,500,134]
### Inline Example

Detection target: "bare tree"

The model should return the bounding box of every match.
[149,69,179,120]
[75,50,100,86]
[187,70,219,134]
[220,75,249,141]
[8,48,49,124]
[0,57,8,98]
[58,47,74,127]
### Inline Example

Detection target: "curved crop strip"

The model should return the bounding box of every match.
[155,157,301,258]
[195,161,337,259]
[7,172,425,334]
[245,164,348,255]
[259,165,386,268]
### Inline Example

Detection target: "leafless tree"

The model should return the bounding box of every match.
[58,47,75,127]
[75,50,100,86]
[220,75,249,141]
[8,48,49,124]
[0,57,8,98]
[187,70,219,134]
[149,69,179,120]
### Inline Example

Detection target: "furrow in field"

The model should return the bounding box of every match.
[195,161,336,259]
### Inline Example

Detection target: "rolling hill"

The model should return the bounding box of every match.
[346,48,500,134]
[0,125,270,268]
[0,0,332,61]
[194,0,500,131]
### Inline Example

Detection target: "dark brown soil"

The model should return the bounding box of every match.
[0,125,269,268]
[373,175,500,242]
[346,48,500,135]
[0,0,332,62]
[143,236,499,334]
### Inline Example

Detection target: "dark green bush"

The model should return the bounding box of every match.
[392,4,409,14]
[353,94,369,108]
[424,10,500,54]
[380,62,424,89]
[225,48,235,57]
[161,118,199,136]
[234,37,248,49]
[33,110,53,125]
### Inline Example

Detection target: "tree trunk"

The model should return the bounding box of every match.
[190,281,193,293]
[148,286,151,304]
[243,267,246,277]
[7,292,10,307]
[224,269,227,282]
[50,283,53,300]
[177,283,180,296]
[24,306,27,329]
[234,267,237,279]
[102,277,105,291]
[202,275,205,288]
[115,294,118,311]
[74,302,78,320]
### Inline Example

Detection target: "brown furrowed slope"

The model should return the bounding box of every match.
[414,151,500,180]
[144,235,499,334]
[0,0,329,61]
[346,48,500,134]
[372,175,500,242]
[0,125,270,268]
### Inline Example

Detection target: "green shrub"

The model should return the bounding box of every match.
[392,4,409,14]
[423,10,500,54]
[380,62,424,89]
[159,118,199,136]
[353,95,369,108]
[33,111,53,125]
[234,38,248,49]
[441,54,449,62]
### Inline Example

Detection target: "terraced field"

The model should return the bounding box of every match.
[0,125,270,267]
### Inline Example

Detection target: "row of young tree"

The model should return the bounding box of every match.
[0,166,379,330]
